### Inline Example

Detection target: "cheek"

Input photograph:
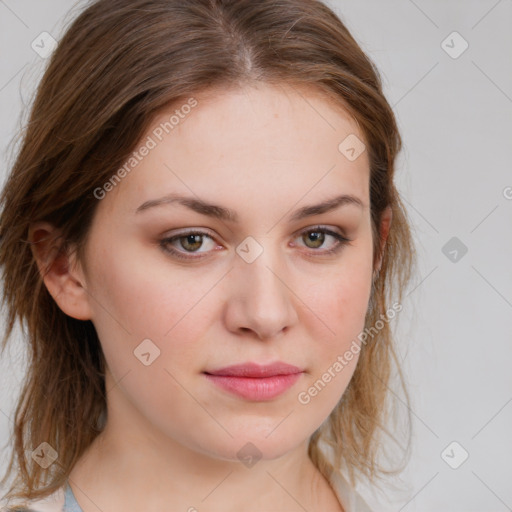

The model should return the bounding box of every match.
[295,268,372,418]
[84,243,214,425]
[304,246,373,335]
[297,241,373,397]
[85,238,218,372]
[333,268,372,333]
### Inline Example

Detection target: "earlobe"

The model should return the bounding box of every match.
[28,221,93,321]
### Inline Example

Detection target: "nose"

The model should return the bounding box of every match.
[223,245,299,340]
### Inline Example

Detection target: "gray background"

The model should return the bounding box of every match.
[1,1,511,510]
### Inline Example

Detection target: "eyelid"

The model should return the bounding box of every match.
[291,225,352,255]
[158,228,220,260]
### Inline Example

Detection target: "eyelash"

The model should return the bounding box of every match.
[159,226,352,261]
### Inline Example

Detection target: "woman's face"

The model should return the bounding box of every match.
[77,82,376,461]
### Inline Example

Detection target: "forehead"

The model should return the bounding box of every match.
[102,82,370,218]
[159,81,365,156]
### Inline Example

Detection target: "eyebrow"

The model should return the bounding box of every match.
[135,193,365,222]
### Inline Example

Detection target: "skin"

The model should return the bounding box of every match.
[30,82,391,512]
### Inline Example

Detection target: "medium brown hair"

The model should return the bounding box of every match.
[0,0,416,504]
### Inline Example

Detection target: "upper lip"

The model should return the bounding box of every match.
[204,362,304,378]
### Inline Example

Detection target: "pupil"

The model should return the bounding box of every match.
[183,234,202,251]
[306,231,324,248]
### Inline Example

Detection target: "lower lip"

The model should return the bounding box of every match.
[204,372,303,401]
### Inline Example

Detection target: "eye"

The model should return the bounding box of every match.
[159,229,220,260]
[293,226,351,256]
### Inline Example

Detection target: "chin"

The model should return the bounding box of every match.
[197,429,308,465]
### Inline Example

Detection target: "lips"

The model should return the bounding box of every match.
[203,362,304,401]
[204,362,303,378]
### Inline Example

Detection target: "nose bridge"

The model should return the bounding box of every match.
[229,238,298,338]
[239,240,287,303]
[246,252,283,296]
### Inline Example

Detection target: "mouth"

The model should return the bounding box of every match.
[203,362,304,401]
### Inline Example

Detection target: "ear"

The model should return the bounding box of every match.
[374,205,392,276]
[28,221,93,321]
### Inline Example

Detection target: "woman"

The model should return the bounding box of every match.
[0,0,416,510]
